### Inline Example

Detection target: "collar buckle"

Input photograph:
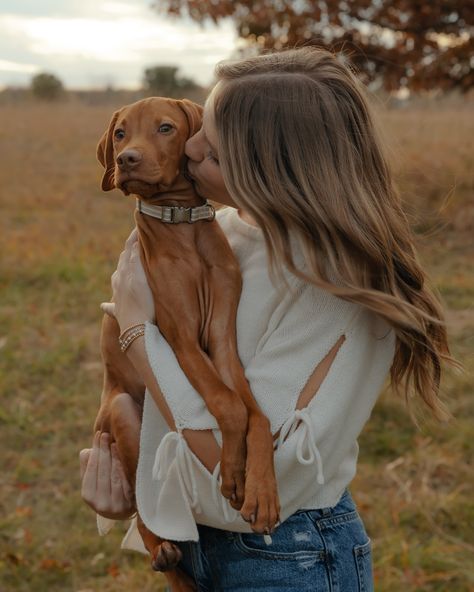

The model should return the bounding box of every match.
[170,206,192,224]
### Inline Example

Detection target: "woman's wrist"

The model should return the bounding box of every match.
[125,332,147,367]
[119,321,151,354]
[118,317,152,335]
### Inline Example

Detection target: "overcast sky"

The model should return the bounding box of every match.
[0,0,237,89]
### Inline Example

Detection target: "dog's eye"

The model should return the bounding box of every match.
[159,124,173,133]
[114,129,125,140]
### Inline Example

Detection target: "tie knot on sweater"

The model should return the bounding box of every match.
[277,409,325,485]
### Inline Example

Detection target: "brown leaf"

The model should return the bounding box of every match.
[40,558,61,570]
[107,562,120,578]
[15,482,32,490]
[15,506,33,517]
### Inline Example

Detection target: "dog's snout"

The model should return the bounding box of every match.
[117,149,142,171]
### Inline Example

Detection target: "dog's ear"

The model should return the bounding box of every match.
[96,110,121,192]
[177,99,203,138]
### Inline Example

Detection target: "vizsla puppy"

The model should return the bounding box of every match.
[93,97,279,590]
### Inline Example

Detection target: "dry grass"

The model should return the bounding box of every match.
[0,98,473,591]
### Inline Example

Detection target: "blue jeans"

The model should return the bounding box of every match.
[175,490,373,591]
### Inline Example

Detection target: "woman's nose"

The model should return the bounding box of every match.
[185,132,203,162]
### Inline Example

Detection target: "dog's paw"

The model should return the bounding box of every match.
[239,470,280,534]
[239,416,280,534]
[151,540,182,572]
[220,452,246,511]
[219,411,248,509]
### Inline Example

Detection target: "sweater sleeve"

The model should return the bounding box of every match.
[271,304,396,506]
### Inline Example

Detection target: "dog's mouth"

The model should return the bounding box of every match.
[119,178,164,199]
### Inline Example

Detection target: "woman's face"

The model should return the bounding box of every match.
[184,87,238,208]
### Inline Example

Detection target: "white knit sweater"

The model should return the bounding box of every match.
[98,206,396,551]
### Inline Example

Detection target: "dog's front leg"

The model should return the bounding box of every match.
[170,338,249,510]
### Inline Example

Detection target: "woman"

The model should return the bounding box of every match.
[80,48,453,591]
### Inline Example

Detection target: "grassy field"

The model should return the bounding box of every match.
[0,97,473,591]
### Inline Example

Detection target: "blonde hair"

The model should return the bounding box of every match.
[212,47,456,419]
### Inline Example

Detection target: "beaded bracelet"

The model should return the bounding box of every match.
[119,323,145,353]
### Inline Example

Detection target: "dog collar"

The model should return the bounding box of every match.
[136,199,216,224]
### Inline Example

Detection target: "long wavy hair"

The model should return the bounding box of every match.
[212,47,456,419]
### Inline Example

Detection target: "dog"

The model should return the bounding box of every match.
[93,97,279,590]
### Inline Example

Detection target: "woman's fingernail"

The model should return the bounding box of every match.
[231,493,236,502]
[250,514,255,524]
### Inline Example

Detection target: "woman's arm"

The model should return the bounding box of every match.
[107,229,222,470]
[80,229,221,519]
[125,336,222,472]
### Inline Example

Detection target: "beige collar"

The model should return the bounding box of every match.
[136,199,215,224]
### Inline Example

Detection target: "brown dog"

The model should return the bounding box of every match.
[93,97,279,589]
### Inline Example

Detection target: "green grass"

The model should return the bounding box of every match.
[0,99,473,591]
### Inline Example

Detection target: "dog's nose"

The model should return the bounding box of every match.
[117,149,142,171]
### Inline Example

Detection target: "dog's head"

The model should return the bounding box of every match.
[97,97,203,199]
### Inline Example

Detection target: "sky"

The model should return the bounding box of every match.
[0,0,237,89]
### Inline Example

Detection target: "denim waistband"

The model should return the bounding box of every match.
[296,488,354,519]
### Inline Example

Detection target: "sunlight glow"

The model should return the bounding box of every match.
[0,15,235,64]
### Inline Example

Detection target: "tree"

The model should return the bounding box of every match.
[31,72,64,100]
[143,65,199,96]
[153,0,474,93]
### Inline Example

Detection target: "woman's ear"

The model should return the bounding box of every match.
[96,110,120,191]
[177,99,203,138]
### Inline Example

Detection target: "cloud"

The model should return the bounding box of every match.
[0,0,237,88]
[0,59,38,73]
[100,1,145,16]
[0,0,145,19]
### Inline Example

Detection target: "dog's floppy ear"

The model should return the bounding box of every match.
[96,110,121,192]
[177,99,203,138]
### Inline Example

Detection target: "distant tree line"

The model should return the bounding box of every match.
[153,0,473,93]
[143,65,199,96]
[25,66,201,101]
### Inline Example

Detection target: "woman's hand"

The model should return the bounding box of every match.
[101,228,155,333]
[80,431,135,520]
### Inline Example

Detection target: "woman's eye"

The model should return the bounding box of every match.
[207,150,219,164]
[114,129,125,140]
[159,124,173,133]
